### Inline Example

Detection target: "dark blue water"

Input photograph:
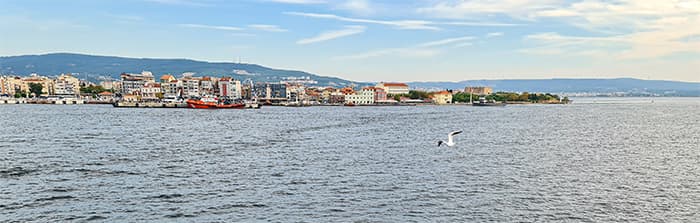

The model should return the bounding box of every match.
[1,98,699,222]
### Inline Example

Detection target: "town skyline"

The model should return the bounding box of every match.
[1,0,699,82]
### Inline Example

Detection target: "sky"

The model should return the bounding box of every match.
[1,0,699,82]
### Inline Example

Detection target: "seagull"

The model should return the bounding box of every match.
[438,130,463,147]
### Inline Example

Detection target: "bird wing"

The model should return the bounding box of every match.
[447,130,462,144]
[449,130,463,136]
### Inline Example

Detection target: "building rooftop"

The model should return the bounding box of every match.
[381,82,409,87]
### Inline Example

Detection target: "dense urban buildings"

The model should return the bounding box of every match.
[1,71,492,105]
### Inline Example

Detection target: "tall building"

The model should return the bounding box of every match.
[218,77,242,99]
[199,76,216,96]
[376,82,409,95]
[120,71,154,94]
[464,86,493,95]
[54,74,80,96]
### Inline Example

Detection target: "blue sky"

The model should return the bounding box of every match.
[1,0,699,82]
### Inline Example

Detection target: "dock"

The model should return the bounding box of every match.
[113,101,188,108]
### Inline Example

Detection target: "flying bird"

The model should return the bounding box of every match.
[438,130,463,147]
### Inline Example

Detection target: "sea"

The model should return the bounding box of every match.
[1,97,699,222]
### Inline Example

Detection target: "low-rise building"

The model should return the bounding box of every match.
[376,82,409,95]
[345,89,375,105]
[362,86,387,103]
[465,86,493,95]
[97,91,115,101]
[140,82,162,100]
[23,74,54,96]
[431,91,453,104]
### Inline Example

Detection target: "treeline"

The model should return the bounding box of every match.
[394,90,569,103]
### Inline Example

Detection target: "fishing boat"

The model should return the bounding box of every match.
[186,96,245,109]
[472,97,506,107]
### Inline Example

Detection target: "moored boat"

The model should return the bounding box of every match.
[472,97,506,106]
[186,96,245,109]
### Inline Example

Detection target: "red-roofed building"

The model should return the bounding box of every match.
[431,90,453,105]
[160,74,176,83]
[376,82,409,95]
[362,86,387,102]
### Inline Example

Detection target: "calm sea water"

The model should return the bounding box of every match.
[1,97,699,222]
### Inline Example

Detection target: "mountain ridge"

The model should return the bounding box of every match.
[0,53,365,87]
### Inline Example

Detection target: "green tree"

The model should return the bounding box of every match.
[28,83,43,97]
[408,90,430,100]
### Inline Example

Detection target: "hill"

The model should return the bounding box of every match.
[408,78,700,96]
[0,53,365,87]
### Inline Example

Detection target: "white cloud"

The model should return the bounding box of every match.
[419,36,475,47]
[286,12,519,30]
[418,0,559,19]
[336,35,474,59]
[523,1,700,59]
[336,48,440,60]
[486,32,503,37]
[336,0,375,15]
[286,12,439,30]
[297,25,366,44]
[248,24,288,32]
[179,23,242,31]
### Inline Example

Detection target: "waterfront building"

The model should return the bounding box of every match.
[286,83,306,102]
[120,71,155,95]
[218,77,242,99]
[199,76,216,96]
[98,91,115,101]
[431,91,453,105]
[0,76,21,96]
[269,83,287,99]
[54,74,80,96]
[305,88,321,102]
[376,82,409,95]
[320,87,335,103]
[160,79,179,96]
[329,91,345,104]
[22,74,54,96]
[180,76,201,98]
[465,86,493,95]
[362,86,387,103]
[253,82,287,99]
[344,89,375,105]
[140,82,162,100]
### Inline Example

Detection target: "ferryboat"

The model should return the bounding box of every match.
[186,96,245,109]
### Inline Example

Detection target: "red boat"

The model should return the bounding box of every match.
[186,96,245,109]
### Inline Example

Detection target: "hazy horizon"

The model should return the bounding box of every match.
[1,0,699,82]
